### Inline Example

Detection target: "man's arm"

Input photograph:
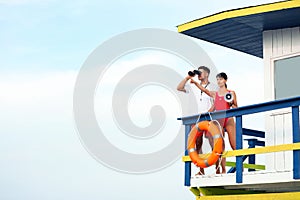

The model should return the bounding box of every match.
[177,76,192,93]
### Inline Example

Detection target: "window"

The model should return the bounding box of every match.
[274,55,300,100]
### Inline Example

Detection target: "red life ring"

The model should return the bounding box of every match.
[187,120,224,168]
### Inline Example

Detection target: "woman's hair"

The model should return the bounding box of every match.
[216,72,228,88]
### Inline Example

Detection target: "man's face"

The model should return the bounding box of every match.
[198,69,208,80]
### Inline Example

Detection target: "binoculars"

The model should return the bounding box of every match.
[188,70,202,77]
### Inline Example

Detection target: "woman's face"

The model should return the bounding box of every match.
[217,77,226,87]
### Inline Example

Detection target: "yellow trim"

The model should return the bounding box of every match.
[224,142,300,157]
[182,142,300,162]
[190,187,201,196]
[196,192,300,200]
[225,161,265,170]
[178,1,300,33]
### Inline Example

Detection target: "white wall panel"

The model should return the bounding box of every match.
[263,27,300,172]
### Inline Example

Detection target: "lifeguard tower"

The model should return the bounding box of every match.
[177,1,300,199]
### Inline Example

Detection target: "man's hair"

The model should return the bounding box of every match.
[198,66,210,74]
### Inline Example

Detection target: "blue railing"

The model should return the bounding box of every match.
[227,137,265,173]
[178,96,300,186]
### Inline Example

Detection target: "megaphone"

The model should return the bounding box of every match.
[224,92,233,103]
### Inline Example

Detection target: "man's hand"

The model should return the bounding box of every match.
[190,78,196,84]
[186,75,193,80]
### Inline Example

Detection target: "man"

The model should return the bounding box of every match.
[177,66,218,175]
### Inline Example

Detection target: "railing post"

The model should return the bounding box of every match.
[247,139,257,172]
[184,124,192,186]
[292,106,300,179]
[236,115,243,183]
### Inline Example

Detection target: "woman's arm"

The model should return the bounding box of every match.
[231,91,238,108]
[190,79,215,97]
[208,104,215,112]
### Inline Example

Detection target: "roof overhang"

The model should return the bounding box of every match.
[177,1,300,58]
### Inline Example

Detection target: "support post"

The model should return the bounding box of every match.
[247,139,257,172]
[292,106,300,179]
[184,125,192,186]
[236,115,243,183]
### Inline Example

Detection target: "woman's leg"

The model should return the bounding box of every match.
[219,129,226,173]
[225,117,236,150]
[225,118,243,172]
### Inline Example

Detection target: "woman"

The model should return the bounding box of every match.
[191,72,237,173]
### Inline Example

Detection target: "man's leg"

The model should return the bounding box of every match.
[206,131,220,173]
[196,134,204,175]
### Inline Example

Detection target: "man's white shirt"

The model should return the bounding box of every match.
[179,79,218,117]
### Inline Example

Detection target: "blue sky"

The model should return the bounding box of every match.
[0,0,276,199]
